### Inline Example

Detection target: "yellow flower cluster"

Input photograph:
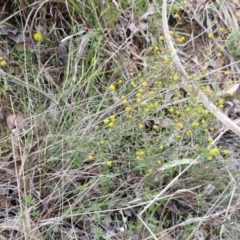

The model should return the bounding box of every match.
[209,147,219,156]
[176,36,185,43]
[103,114,116,127]
[136,151,145,160]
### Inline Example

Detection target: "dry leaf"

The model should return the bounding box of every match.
[57,42,68,66]
[213,58,224,82]
[0,22,24,43]
[226,83,240,95]
[172,189,196,200]
[0,196,12,208]
[6,113,25,129]
[123,59,138,73]
[159,118,174,128]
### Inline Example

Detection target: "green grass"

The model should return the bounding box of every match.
[1,0,240,239]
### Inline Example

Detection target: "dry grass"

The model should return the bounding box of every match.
[0,0,240,239]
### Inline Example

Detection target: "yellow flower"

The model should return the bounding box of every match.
[148,169,153,174]
[108,122,114,127]
[224,71,229,75]
[33,32,43,42]
[109,84,115,91]
[217,52,222,58]
[173,75,179,81]
[125,107,131,112]
[139,123,144,129]
[157,160,162,165]
[106,161,112,166]
[130,81,137,88]
[223,150,228,155]
[136,156,141,161]
[152,66,157,71]
[153,102,158,107]
[142,81,148,87]
[176,122,182,128]
[122,99,128,104]
[0,60,6,67]
[118,79,123,84]
[169,108,174,113]
[88,155,94,160]
[208,33,213,39]
[100,140,105,145]
[159,36,164,41]
[159,145,164,150]
[136,93,142,98]
[209,147,219,156]
[191,122,199,127]
[110,115,116,122]
[219,28,225,33]
[164,57,170,63]
[103,118,109,124]
[208,137,213,143]
[139,151,144,156]
[207,156,213,161]
[180,36,185,42]
[186,130,192,136]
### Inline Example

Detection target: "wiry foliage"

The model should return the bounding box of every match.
[0,0,240,239]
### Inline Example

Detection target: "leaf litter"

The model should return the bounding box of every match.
[0,1,240,239]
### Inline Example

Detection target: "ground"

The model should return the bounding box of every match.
[0,0,240,239]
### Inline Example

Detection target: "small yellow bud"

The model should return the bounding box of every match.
[109,84,115,91]
[159,36,164,41]
[208,33,213,39]
[108,122,114,127]
[103,118,109,124]
[106,161,112,166]
[0,60,7,67]
[88,155,94,160]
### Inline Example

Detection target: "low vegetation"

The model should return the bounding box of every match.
[1,0,240,239]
